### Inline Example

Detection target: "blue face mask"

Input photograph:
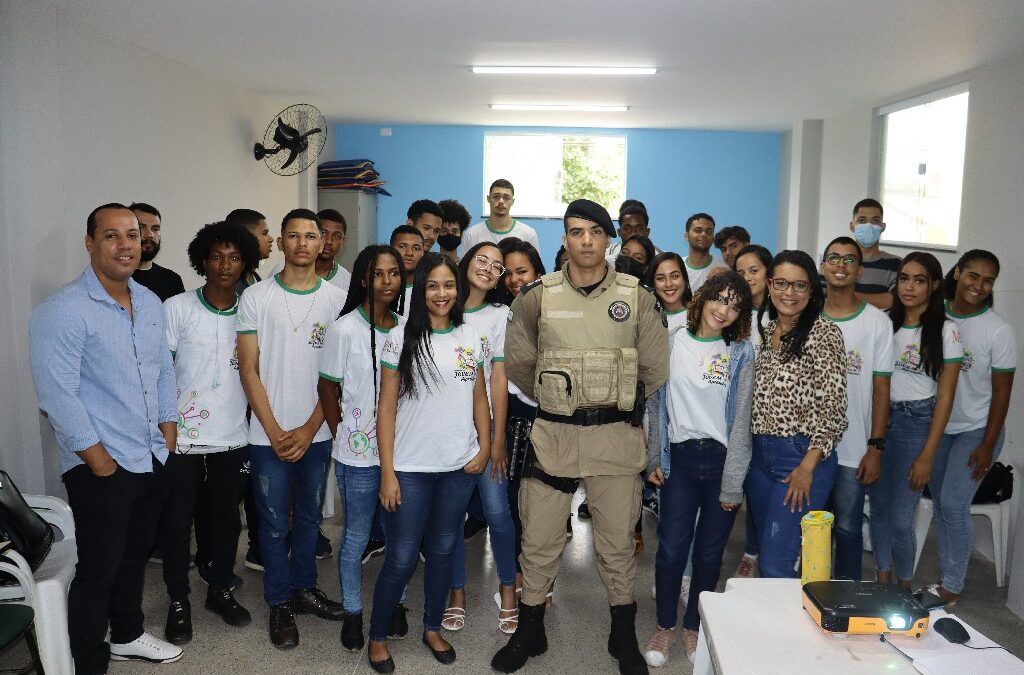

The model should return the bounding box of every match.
[853,222,882,248]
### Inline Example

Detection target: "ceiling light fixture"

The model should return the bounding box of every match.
[472,66,656,76]
[489,104,629,112]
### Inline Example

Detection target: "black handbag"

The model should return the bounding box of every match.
[973,462,1013,504]
[0,470,55,581]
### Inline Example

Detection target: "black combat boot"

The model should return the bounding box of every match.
[608,602,648,675]
[491,601,548,673]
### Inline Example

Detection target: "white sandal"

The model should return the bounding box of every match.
[441,606,465,631]
[494,592,519,635]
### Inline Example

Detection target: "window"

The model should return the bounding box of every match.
[878,85,969,248]
[483,133,626,217]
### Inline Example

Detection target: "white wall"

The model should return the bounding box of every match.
[0,1,306,494]
[804,49,1024,608]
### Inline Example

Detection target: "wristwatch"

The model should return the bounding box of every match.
[867,437,886,452]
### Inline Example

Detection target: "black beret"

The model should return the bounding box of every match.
[564,199,615,237]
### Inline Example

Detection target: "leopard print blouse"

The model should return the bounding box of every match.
[751,315,849,456]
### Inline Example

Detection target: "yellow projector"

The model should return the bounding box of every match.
[802,581,930,637]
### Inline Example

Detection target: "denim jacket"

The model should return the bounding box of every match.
[646,335,755,504]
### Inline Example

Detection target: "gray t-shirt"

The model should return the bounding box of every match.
[857,250,901,295]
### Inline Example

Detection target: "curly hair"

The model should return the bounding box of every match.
[187,220,261,278]
[686,270,753,345]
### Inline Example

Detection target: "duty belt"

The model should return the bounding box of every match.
[535,407,632,427]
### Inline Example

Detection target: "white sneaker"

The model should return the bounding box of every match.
[110,632,183,663]
[643,627,675,667]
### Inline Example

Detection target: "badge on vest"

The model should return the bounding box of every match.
[608,300,631,322]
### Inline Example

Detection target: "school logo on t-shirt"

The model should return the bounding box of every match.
[480,335,493,361]
[177,389,210,440]
[846,348,863,375]
[702,353,731,387]
[896,342,922,372]
[454,345,477,382]
[960,349,975,372]
[229,343,239,371]
[309,321,327,348]
[345,407,378,459]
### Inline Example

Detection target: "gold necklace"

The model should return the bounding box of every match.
[284,291,317,332]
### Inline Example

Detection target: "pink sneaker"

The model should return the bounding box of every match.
[643,627,675,668]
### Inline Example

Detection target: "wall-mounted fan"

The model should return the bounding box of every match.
[254,103,326,176]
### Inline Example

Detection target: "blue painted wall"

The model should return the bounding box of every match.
[335,124,781,265]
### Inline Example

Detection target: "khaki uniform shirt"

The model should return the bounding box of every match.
[505,265,669,477]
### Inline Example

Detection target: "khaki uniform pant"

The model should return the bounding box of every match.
[518,473,642,606]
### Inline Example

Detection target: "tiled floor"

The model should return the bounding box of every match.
[3,490,1023,673]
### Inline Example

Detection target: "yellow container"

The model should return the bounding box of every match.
[800,511,835,585]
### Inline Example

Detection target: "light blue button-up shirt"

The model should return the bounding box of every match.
[30,265,177,475]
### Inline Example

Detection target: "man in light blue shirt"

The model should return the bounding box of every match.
[29,203,183,674]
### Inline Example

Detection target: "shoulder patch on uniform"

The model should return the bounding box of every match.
[613,272,639,288]
[608,300,632,322]
[520,279,542,296]
[540,271,564,288]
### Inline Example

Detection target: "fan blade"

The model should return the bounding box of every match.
[279,146,302,170]
[274,117,301,145]
[297,127,322,141]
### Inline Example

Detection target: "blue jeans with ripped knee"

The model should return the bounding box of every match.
[250,440,332,606]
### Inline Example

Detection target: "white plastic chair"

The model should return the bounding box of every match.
[913,496,1010,587]
[0,494,77,674]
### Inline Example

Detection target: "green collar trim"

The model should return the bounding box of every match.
[823,301,866,323]
[945,300,990,320]
[664,307,686,316]
[688,329,723,343]
[685,256,712,271]
[464,302,489,314]
[323,261,339,281]
[196,288,238,315]
[485,218,517,236]
[432,323,455,334]
[357,306,398,333]
[274,273,322,295]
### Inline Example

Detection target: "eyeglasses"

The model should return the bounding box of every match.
[473,255,506,277]
[769,278,811,294]
[824,253,858,267]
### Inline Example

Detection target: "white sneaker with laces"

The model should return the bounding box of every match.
[110,631,183,663]
[643,627,675,667]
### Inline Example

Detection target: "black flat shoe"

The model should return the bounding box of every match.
[422,633,456,665]
[367,643,395,673]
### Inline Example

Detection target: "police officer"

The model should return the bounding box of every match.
[492,200,669,675]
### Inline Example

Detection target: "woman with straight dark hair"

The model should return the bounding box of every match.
[646,252,692,335]
[318,245,404,651]
[924,250,1014,604]
[869,252,961,591]
[366,253,491,672]
[621,235,658,277]
[746,250,848,578]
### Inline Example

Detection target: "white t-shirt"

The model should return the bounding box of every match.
[666,329,732,445]
[684,254,725,293]
[236,274,347,446]
[165,289,249,451]
[664,308,687,337]
[890,321,963,402]
[460,219,540,257]
[400,284,414,316]
[945,305,1018,433]
[824,303,895,467]
[750,308,769,356]
[381,323,484,472]
[270,260,350,300]
[463,302,509,408]
[319,307,402,466]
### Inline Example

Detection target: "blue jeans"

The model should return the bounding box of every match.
[451,460,517,588]
[250,440,332,606]
[829,465,867,581]
[868,398,934,581]
[930,428,1003,594]
[368,470,476,641]
[745,435,838,578]
[655,439,738,631]
[334,462,381,614]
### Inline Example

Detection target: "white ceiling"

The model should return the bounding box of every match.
[59,0,1024,131]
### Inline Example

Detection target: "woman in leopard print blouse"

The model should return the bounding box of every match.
[746,250,849,578]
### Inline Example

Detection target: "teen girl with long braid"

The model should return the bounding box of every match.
[317,245,405,652]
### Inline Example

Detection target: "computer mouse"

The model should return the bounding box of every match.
[933,617,970,644]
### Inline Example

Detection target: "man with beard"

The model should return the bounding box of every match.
[269,209,351,298]
[131,202,186,301]
[682,212,726,294]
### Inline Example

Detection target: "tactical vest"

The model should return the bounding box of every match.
[534,270,640,415]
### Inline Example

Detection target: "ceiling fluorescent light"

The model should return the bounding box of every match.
[472,66,656,76]
[489,104,629,112]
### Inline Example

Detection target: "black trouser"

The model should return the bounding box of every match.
[506,393,538,575]
[159,447,249,598]
[63,456,167,675]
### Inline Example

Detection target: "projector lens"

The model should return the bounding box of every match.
[888,615,907,630]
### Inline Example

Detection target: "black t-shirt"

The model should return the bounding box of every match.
[132,263,185,302]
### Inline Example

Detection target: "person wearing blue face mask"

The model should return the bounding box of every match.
[848,198,901,311]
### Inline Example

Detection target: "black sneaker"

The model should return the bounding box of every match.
[340,612,364,652]
[206,586,252,627]
[361,538,385,565]
[387,603,409,639]
[577,501,592,520]
[197,562,243,592]
[463,515,488,540]
[244,546,264,572]
[164,600,192,645]
[642,494,660,518]
[291,587,345,621]
[269,603,298,650]
[315,529,333,560]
